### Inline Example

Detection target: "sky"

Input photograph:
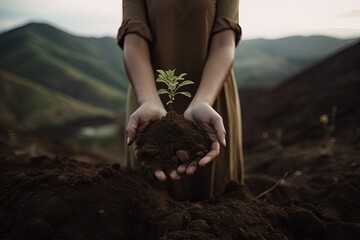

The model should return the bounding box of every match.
[0,0,359,39]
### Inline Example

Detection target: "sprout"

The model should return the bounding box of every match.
[319,114,329,124]
[156,69,194,109]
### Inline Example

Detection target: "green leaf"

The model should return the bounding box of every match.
[158,89,169,95]
[166,69,174,78]
[169,82,177,90]
[175,91,191,98]
[156,78,168,84]
[156,69,166,76]
[178,73,187,80]
[178,80,194,87]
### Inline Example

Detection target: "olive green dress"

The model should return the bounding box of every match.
[117,0,244,201]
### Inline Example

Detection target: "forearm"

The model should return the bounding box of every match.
[191,30,236,106]
[123,34,163,107]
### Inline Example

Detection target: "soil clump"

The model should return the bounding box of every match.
[135,112,212,175]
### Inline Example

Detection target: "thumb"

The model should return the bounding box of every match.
[125,113,139,146]
[212,115,226,147]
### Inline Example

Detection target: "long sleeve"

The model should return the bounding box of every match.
[117,0,152,49]
[212,0,242,46]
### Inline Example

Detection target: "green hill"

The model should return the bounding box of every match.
[0,70,115,130]
[0,22,356,113]
[235,36,357,88]
[0,23,127,111]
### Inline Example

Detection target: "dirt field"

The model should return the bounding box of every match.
[0,41,359,240]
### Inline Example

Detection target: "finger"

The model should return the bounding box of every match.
[198,141,220,167]
[125,113,139,146]
[169,170,181,180]
[186,162,198,175]
[177,164,187,174]
[154,170,167,181]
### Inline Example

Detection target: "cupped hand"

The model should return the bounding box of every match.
[126,102,173,181]
[126,102,166,145]
[180,102,226,175]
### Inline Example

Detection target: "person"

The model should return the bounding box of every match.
[117,0,244,201]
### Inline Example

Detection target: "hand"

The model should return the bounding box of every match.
[126,102,171,181]
[181,102,226,175]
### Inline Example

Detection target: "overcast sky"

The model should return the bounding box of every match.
[0,0,359,39]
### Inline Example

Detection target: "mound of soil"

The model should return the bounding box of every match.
[135,112,212,175]
[3,155,357,240]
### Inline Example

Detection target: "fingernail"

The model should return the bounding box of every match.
[223,138,226,147]
[127,137,130,145]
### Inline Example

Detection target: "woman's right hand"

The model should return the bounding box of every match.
[126,102,166,146]
[126,102,171,181]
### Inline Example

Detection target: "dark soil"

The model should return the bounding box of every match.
[135,112,212,175]
[2,154,358,240]
[0,127,359,238]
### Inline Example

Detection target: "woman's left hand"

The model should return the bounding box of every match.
[180,102,226,175]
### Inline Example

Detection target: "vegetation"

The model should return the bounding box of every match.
[319,106,337,155]
[0,23,355,131]
[0,23,127,111]
[234,36,356,88]
[319,106,337,142]
[156,69,194,113]
[262,129,284,151]
[0,70,115,130]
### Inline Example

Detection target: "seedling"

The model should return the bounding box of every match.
[319,106,337,143]
[262,128,284,151]
[156,69,194,114]
[319,106,337,155]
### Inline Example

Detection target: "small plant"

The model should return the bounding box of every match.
[319,106,337,142]
[156,69,194,114]
[319,106,337,155]
[262,128,284,151]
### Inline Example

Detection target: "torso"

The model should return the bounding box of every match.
[145,0,217,113]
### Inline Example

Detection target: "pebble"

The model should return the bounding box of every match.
[176,150,190,163]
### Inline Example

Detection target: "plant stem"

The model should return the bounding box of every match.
[169,103,173,122]
[255,171,289,199]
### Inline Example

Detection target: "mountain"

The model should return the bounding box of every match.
[0,23,127,111]
[0,70,115,130]
[0,22,357,131]
[241,40,360,149]
[235,36,357,88]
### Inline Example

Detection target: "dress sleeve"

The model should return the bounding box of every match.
[212,0,242,46]
[117,0,152,49]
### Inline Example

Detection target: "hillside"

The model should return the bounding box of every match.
[0,23,127,111]
[241,40,360,149]
[0,70,115,130]
[0,22,356,132]
[235,36,356,88]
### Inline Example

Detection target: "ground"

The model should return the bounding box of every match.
[0,41,359,240]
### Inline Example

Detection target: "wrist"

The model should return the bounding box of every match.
[189,96,213,108]
[138,93,163,108]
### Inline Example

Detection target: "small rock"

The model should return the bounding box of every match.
[176,150,190,163]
